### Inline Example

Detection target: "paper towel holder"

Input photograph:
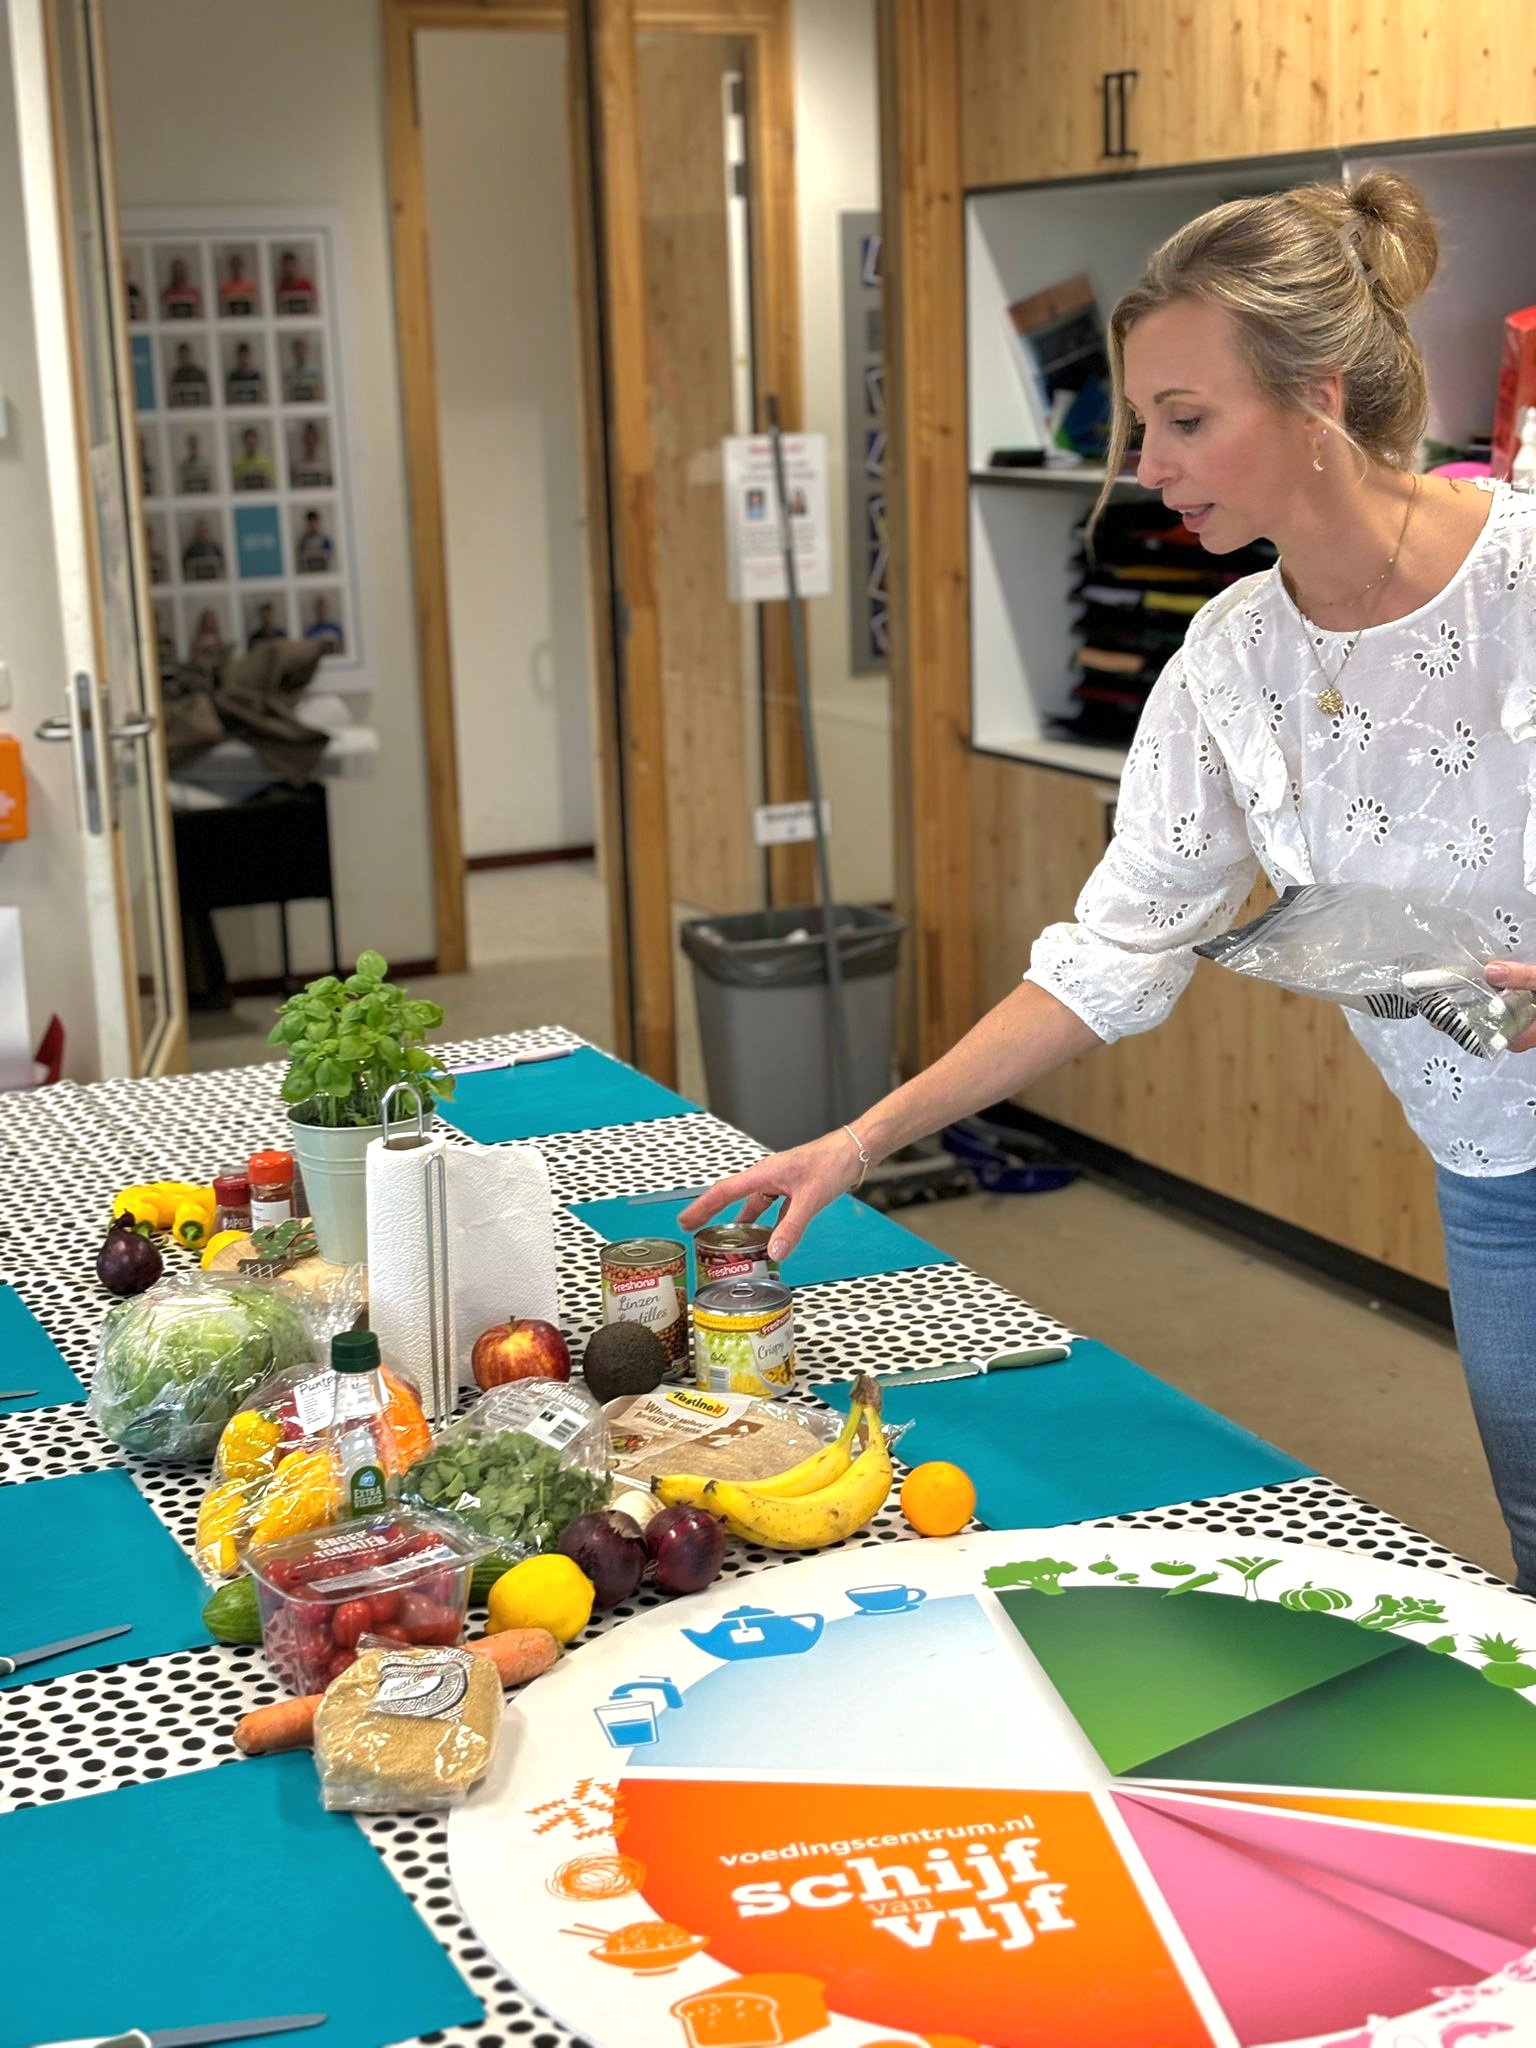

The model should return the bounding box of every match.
[379,1080,455,1425]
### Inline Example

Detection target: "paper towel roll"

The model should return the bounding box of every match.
[367,1134,560,1417]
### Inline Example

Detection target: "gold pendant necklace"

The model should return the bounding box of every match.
[1289,475,1420,715]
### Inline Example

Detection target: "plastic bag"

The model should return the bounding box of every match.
[603,1383,837,1484]
[89,1270,326,1463]
[399,1379,611,1563]
[194,1357,433,1581]
[1195,883,1536,1061]
[314,1636,501,1811]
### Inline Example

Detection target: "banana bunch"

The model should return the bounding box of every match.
[653,1374,892,1551]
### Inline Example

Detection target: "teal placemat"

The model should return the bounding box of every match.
[0,1285,86,1412]
[818,1337,1312,1525]
[0,1752,482,2048]
[0,1469,211,1688]
[569,1190,955,1289]
[438,1045,698,1142]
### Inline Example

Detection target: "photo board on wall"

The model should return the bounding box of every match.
[123,209,364,683]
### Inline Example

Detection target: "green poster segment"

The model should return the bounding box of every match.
[994,1585,1402,1776]
[1126,1640,1536,1800]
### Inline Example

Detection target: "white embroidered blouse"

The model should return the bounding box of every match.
[1026,481,1536,1177]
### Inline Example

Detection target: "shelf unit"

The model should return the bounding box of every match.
[965,133,1536,775]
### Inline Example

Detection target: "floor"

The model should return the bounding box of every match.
[188,862,1516,1584]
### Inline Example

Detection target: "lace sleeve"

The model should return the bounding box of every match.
[1023,652,1259,1043]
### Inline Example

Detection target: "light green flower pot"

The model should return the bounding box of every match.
[287,1113,381,1266]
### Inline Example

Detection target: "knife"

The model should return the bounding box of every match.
[897,1343,1071,1384]
[0,1623,133,1677]
[0,1388,40,1400]
[451,1046,576,1074]
[44,2018,326,2048]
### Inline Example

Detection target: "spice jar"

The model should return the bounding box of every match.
[212,1170,251,1236]
[248,1148,296,1228]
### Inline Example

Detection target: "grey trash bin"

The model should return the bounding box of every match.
[681,904,905,1153]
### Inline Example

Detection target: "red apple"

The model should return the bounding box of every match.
[471,1315,572,1389]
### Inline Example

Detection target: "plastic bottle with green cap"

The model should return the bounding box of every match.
[327,1328,400,1517]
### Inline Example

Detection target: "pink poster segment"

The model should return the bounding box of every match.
[1113,1795,1520,2045]
[1123,1790,1536,1949]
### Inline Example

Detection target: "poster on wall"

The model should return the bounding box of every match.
[722,434,831,602]
[122,209,363,680]
[840,212,887,674]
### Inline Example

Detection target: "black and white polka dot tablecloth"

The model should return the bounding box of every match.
[0,1027,1513,2048]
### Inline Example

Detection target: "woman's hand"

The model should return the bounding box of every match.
[677,1129,863,1262]
[1486,962,1536,1053]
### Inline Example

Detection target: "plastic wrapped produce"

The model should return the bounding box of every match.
[1195,883,1536,1061]
[400,1379,611,1563]
[194,1356,433,1580]
[89,1271,322,1462]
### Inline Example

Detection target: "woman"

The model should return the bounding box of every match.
[681,171,1536,1590]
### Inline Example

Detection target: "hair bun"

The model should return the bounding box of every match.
[1347,168,1438,312]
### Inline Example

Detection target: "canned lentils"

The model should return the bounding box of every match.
[694,1222,780,1288]
[600,1238,688,1374]
[693,1277,796,1397]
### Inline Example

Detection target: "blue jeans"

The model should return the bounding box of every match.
[1436,1163,1536,1594]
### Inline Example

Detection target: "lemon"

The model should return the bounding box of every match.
[487,1554,594,1644]
[201,1229,248,1270]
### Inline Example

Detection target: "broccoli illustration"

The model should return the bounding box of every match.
[1355,1594,1448,1632]
[984,1557,1078,1595]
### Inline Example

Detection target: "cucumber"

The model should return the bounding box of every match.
[470,1552,523,1605]
[202,1573,261,1645]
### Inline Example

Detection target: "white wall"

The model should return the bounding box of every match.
[417,29,595,864]
[102,0,436,979]
[0,11,100,1078]
[792,0,892,907]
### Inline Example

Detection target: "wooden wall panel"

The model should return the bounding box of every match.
[634,32,757,912]
[971,756,1446,1285]
[1339,0,1536,147]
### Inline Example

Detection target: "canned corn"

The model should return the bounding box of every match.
[692,1277,796,1397]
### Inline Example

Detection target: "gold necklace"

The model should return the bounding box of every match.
[1288,476,1420,716]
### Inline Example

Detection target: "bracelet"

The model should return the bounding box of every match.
[842,1123,871,1190]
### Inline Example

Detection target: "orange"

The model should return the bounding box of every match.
[898,1460,976,1536]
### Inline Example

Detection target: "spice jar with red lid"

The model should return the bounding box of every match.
[248,1148,296,1228]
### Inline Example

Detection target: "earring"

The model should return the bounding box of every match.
[1313,430,1327,473]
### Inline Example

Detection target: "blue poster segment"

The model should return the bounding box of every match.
[817,1337,1313,1526]
[0,1285,87,1411]
[0,1752,482,2048]
[234,501,285,579]
[436,1045,699,1143]
[569,1189,953,1289]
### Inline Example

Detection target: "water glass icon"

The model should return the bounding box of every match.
[593,1676,683,1749]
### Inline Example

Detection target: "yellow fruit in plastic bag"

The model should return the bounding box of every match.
[196,1477,254,1577]
[217,1408,284,1482]
[250,1449,339,1547]
[486,1555,594,1645]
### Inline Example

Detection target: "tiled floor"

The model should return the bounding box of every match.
[187,861,1515,1584]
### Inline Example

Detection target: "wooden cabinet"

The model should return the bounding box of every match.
[971,755,1447,1285]
[1338,0,1536,148]
[959,0,1131,187]
[1129,0,1336,168]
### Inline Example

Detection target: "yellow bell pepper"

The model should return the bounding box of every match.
[250,1449,340,1547]
[112,1183,174,1232]
[196,1477,255,1578]
[201,1228,248,1270]
[172,1191,217,1250]
[216,1408,284,1482]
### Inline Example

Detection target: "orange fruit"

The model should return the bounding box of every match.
[899,1460,977,1537]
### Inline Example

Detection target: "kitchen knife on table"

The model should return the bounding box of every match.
[897,1342,1071,1384]
[43,2016,326,2048]
[0,1623,133,1677]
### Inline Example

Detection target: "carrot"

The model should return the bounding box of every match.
[233,1628,561,1755]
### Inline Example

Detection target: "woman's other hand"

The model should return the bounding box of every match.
[677,1129,863,1262]
[1486,961,1536,1052]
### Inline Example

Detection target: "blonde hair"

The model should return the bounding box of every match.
[1093,170,1439,533]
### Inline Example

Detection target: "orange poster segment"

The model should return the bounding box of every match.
[619,1779,1215,2047]
[1148,1786,1536,1852]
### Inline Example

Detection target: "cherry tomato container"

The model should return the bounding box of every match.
[246,1505,490,1694]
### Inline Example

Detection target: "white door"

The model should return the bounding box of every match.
[10,0,185,1075]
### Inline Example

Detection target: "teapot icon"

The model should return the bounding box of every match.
[681,1603,825,1662]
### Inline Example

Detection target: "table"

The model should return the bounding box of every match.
[0,1027,1512,2048]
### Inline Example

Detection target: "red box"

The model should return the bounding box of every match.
[1493,306,1536,478]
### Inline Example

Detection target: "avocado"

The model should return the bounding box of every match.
[583,1319,670,1404]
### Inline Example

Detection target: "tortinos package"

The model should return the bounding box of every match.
[1195,882,1536,1060]
[604,1383,835,1484]
[314,1639,501,1812]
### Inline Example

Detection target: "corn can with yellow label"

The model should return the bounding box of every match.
[692,1277,796,1397]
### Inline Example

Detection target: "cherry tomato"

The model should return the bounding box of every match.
[396,1592,462,1645]
[370,1622,412,1644]
[326,1649,358,1684]
[330,1599,375,1649]
[366,1591,400,1626]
